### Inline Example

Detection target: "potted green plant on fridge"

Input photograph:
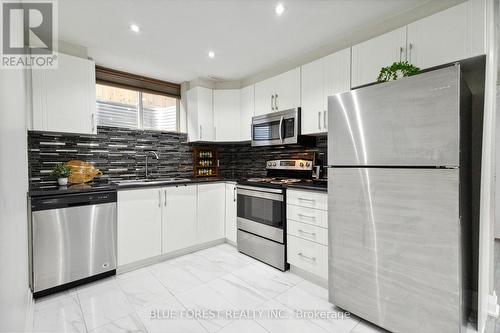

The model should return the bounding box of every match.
[51,163,72,186]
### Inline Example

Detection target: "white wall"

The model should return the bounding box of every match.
[0,69,32,331]
[478,0,499,331]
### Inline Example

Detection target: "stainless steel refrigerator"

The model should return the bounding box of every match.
[327,65,473,333]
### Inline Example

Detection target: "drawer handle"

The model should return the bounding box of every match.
[298,252,316,261]
[298,213,315,219]
[298,198,315,202]
[298,229,316,237]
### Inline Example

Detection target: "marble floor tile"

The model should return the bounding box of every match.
[33,293,86,333]
[136,297,207,333]
[175,284,239,332]
[168,252,228,282]
[351,320,391,333]
[77,278,135,331]
[195,246,252,272]
[88,313,146,333]
[217,319,269,333]
[275,284,359,333]
[231,264,295,298]
[148,261,204,295]
[116,267,174,311]
[254,299,328,333]
[207,273,270,309]
[32,243,355,333]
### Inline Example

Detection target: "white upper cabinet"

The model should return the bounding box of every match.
[213,89,241,142]
[301,58,325,135]
[351,27,407,88]
[273,67,301,111]
[162,185,197,254]
[407,1,485,69]
[301,48,351,135]
[254,76,275,116]
[187,86,214,142]
[254,67,300,115]
[197,183,226,244]
[239,85,254,141]
[31,52,96,134]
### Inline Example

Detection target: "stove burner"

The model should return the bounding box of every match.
[246,177,275,183]
[270,178,302,184]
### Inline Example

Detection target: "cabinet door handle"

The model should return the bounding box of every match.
[91,114,95,133]
[323,110,327,130]
[271,95,275,111]
[233,187,236,202]
[214,126,217,140]
[408,43,413,64]
[298,197,315,202]
[275,94,279,110]
[164,189,167,206]
[318,111,321,130]
[298,229,316,236]
[298,252,316,261]
[199,125,202,140]
[399,46,404,62]
[158,190,161,208]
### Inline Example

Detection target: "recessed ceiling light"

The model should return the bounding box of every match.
[208,51,215,58]
[130,24,140,33]
[275,3,285,16]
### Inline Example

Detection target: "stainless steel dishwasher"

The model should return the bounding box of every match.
[30,191,117,297]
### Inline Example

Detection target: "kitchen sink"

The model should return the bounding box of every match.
[113,178,191,187]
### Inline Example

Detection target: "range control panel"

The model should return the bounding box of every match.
[266,159,313,171]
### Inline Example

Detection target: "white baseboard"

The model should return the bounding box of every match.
[117,238,225,274]
[24,287,34,333]
[225,239,237,247]
[289,265,328,289]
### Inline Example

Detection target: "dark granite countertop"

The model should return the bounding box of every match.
[28,181,118,197]
[287,180,328,193]
[28,178,237,197]
[28,178,327,196]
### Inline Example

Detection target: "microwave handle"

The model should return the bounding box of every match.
[279,116,284,143]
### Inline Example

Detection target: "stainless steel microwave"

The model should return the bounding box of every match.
[251,108,300,146]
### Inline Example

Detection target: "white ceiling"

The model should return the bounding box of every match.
[58,0,463,84]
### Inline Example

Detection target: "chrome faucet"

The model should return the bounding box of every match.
[145,151,159,179]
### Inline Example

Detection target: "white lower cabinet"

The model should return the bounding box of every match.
[162,185,197,253]
[117,188,163,266]
[287,235,328,279]
[117,182,229,267]
[225,183,237,243]
[286,189,328,280]
[197,183,226,243]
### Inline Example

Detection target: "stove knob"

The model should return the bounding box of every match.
[306,162,311,167]
[267,162,272,167]
[299,162,304,167]
[272,162,277,166]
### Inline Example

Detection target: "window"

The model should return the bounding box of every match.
[96,83,179,132]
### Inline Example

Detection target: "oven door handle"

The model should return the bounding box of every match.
[237,188,283,201]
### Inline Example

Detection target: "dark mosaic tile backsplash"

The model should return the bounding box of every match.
[28,126,327,188]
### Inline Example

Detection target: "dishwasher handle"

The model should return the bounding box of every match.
[31,191,117,211]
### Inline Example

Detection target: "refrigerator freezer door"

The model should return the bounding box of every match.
[328,168,461,333]
[328,66,460,167]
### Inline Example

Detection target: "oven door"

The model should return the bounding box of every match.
[237,185,285,243]
[252,108,299,146]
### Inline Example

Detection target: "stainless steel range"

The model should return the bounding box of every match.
[236,159,313,271]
